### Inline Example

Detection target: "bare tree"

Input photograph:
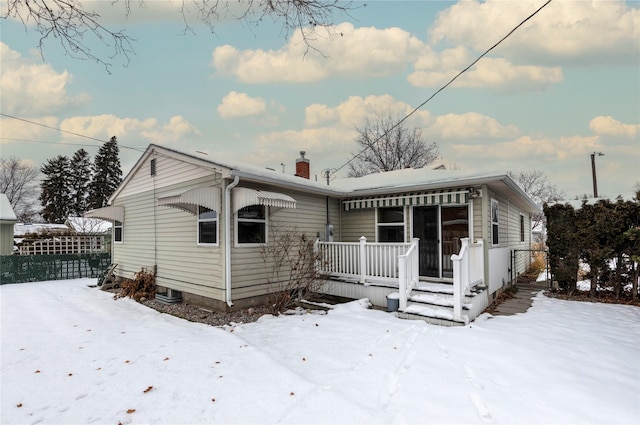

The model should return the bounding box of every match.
[3,0,357,72]
[508,169,565,229]
[0,156,40,222]
[260,223,327,313]
[348,112,440,177]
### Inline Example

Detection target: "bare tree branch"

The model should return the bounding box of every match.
[3,0,359,71]
[508,169,565,229]
[348,112,440,178]
[0,156,40,221]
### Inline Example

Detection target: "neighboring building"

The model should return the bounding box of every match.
[65,217,112,235]
[86,144,539,325]
[0,194,18,255]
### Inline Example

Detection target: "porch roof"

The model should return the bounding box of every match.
[343,189,470,211]
[157,186,221,215]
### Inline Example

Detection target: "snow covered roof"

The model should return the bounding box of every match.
[114,144,539,212]
[13,223,69,237]
[0,194,17,222]
[65,217,112,234]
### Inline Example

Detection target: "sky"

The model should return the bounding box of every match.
[1,0,639,201]
[1,278,639,424]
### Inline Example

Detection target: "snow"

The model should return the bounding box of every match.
[2,279,639,425]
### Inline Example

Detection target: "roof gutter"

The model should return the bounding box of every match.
[225,175,240,307]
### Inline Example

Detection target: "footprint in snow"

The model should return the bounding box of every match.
[470,392,492,422]
[463,364,484,390]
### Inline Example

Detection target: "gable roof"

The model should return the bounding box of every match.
[0,194,17,222]
[110,144,540,213]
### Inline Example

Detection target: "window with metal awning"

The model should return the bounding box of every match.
[343,189,470,211]
[157,187,221,214]
[231,187,296,212]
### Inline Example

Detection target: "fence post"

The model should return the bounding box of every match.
[359,236,367,284]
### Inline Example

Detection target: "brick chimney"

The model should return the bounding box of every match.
[295,151,310,179]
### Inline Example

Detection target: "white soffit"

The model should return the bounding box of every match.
[157,186,221,215]
[84,206,125,222]
[232,187,296,212]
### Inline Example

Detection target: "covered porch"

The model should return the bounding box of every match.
[315,236,487,325]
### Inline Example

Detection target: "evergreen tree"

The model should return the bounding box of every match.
[40,155,72,223]
[544,203,579,293]
[69,148,92,216]
[88,136,122,209]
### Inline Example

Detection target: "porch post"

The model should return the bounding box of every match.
[359,236,367,284]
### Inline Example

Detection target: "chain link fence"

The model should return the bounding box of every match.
[0,253,111,284]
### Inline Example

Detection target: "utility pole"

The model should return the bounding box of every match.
[590,152,604,198]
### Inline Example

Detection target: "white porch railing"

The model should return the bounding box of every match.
[451,238,484,322]
[398,238,420,311]
[315,236,416,285]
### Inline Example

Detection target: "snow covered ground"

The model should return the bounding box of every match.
[1,279,639,425]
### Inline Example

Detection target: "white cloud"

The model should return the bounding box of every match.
[0,42,90,115]
[589,116,639,138]
[408,47,563,91]
[59,114,200,145]
[451,135,601,161]
[429,113,519,140]
[0,116,59,142]
[430,0,640,65]
[304,95,431,129]
[212,23,424,83]
[217,91,267,119]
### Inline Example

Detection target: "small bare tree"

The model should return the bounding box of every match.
[508,169,565,230]
[348,112,439,177]
[3,0,357,71]
[260,223,326,313]
[0,156,40,222]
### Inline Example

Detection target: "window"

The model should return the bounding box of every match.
[520,213,525,242]
[114,220,123,243]
[491,199,499,245]
[198,206,217,245]
[377,207,404,242]
[237,205,266,244]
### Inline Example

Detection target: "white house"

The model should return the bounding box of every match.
[0,194,18,255]
[86,144,539,326]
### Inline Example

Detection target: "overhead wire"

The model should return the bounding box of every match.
[332,0,554,175]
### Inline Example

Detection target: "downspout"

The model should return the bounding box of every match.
[225,175,240,307]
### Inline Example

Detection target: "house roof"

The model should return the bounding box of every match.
[0,194,17,222]
[111,144,540,213]
[65,217,112,234]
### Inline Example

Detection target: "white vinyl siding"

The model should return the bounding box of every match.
[230,186,339,301]
[112,164,225,300]
[341,209,375,242]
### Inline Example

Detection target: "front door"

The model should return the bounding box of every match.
[412,206,439,277]
[412,205,469,278]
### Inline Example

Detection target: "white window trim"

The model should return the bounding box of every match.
[234,205,269,247]
[197,206,219,247]
[491,198,499,246]
[114,220,123,244]
[519,212,525,243]
[375,206,406,243]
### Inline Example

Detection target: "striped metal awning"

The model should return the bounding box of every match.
[84,205,125,222]
[343,189,469,211]
[232,187,296,212]
[157,186,221,215]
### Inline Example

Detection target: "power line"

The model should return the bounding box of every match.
[332,0,554,175]
[0,113,144,152]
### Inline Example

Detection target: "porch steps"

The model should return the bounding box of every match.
[398,282,487,327]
